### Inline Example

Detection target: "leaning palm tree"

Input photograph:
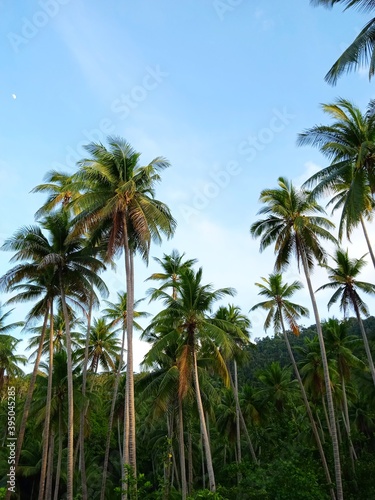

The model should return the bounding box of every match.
[317,247,375,387]
[145,267,247,493]
[250,177,343,500]
[251,273,335,498]
[73,137,176,481]
[311,0,375,83]
[298,98,375,268]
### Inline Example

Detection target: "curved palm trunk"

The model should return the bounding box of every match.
[352,300,375,387]
[100,321,126,500]
[60,278,74,500]
[279,313,335,500]
[192,349,216,492]
[301,251,343,500]
[80,290,94,500]
[6,307,49,500]
[360,215,375,270]
[38,302,54,500]
[178,399,187,499]
[341,377,357,468]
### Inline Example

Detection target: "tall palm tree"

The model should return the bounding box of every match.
[249,177,344,500]
[317,247,375,387]
[73,136,176,479]
[99,293,149,500]
[311,0,375,83]
[298,98,375,267]
[1,212,107,500]
[145,267,246,492]
[250,273,335,497]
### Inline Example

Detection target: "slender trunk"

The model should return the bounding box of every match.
[228,366,257,463]
[45,428,55,500]
[123,229,136,478]
[80,290,94,500]
[178,399,187,499]
[192,349,216,492]
[60,276,74,500]
[341,376,357,467]
[300,251,343,500]
[201,434,205,489]
[122,375,129,500]
[188,429,193,494]
[100,320,127,500]
[38,302,54,500]
[118,417,123,463]
[233,361,242,466]
[164,411,173,500]
[6,307,49,500]
[353,300,375,387]
[322,396,332,438]
[279,313,335,500]
[53,408,63,500]
[360,215,375,270]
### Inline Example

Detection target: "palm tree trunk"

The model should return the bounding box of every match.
[341,376,357,468]
[353,300,375,387]
[300,250,343,500]
[53,408,63,500]
[188,430,193,494]
[123,219,136,496]
[360,215,375,270]
[80,290,94,500]
[100,320,127,500]
[38,301,54,500]
[6,307,49,500]
[45,428,55,500]
[60,277,74,500]
[233,361,242,468]
[228,365,257,464]
[192,349,216,492]
[279,313,335,500]
[178,398,187,500]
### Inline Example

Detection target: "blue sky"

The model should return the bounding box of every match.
[1,1,375,369]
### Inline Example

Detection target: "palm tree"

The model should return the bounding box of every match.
[250,273,335,497]
[1,212,107,500]
[146,249,197,300]
[311,0,375,83]
[99,293,149,500]
[0,304,25,391]
[145,267,247,493]
[298,98,375,268]
[73,136,176,479]
[76,317,121,373]
[317,248,375,387]
[322,318,363,466]
[250,176,344,500]
[213,305,257,464]
[31,169,82,218]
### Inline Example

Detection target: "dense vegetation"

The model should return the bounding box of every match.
[1,1,375,499]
